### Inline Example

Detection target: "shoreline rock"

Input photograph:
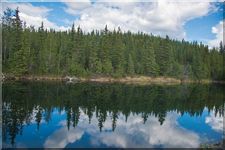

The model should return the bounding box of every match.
[2,74,225,85]
[200,140,224,149]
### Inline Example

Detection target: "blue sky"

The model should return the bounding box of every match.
[2,1,224,48]
[184,2,223,44]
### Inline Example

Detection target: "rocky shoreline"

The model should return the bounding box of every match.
[200,140,224,149]
[2,74,225,85]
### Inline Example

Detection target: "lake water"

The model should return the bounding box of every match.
[2,81,225,148]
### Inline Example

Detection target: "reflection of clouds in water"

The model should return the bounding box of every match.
[44,122,84,148]
[205,109,223,132]
[27,106,46,125]
[27,108,65,125]
[44,110,200,148]
[89,112,200,148]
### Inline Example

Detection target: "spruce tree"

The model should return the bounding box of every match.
[100,26,113,74]
[111,28,125,76]
[143,42,159,76]
[127,54,135,75]
[88,34,102,74]
[2,8,14,72]
[192,50,204,80]
[2,8,225,81]
[155,37,172,76]
[9,7,23,74]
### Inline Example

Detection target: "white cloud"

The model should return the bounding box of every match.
[2,2,69,31]
[44,110,201,148]
[207,20,224,48]
[3,2,51,17]
[63,1,216,39]
[92,112,200,148]
[44,125,84,148]
[2,1,221,40]
[205,109,224,132]
[63,1,92,15]
[25,105,46,125]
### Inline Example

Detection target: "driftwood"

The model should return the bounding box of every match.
[1,73,5,81]
[64,76,80,83]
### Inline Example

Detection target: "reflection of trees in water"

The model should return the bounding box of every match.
[2,82,225,145]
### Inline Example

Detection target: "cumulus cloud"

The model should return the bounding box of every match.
[26,105,46,125]
[2,1,221,40]
[44,110,201,148]
[63,0,92,15]
[44,125,84,148]
[2,2,69,31]
[91,112,200,148]
[63,0,216,39]
[205,109,224,132]
[207,20,224,48]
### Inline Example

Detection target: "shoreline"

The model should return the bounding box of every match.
[200,139,224,149]
[2,74,225,85]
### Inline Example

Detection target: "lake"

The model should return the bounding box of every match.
[2,81,225,148]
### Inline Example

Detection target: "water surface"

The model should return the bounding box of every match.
[2,81,224,148]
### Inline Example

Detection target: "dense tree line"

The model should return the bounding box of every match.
[2,8,225,80]
[3,82,225,145]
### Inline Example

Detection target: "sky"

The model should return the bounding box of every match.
[7,107,223,148]
[1,0,224,48]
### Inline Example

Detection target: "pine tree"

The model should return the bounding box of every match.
[103,60,113,75]
[143,42,159,76]
[9,7,23,74]
[192,50,205,80]
[2,8,225,81]
[2,8,14,72]
[88,34,102,74]
[170,61,183,78]
[219,41,223,54]
[209,48,223,80]
[155,36,172,76]
[37,22,46,74]
[100,26,113,74]
[111,28,125,76]
[127,54,135,75]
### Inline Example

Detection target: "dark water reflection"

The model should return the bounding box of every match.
[2,81,225,148]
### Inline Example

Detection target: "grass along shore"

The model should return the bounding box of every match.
[2,74,225,85]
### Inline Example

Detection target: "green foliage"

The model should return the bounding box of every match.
[127,54,135,75]
[142,41,159,76]
[155,37,173,76]
[192,50,206,80]
[102,60,113,75]
[170,62,183,79]
[11,49,27,75]
[2,8,224,81]
[69,62,87,76]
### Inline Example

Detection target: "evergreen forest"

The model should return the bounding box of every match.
[2,8,225,81]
